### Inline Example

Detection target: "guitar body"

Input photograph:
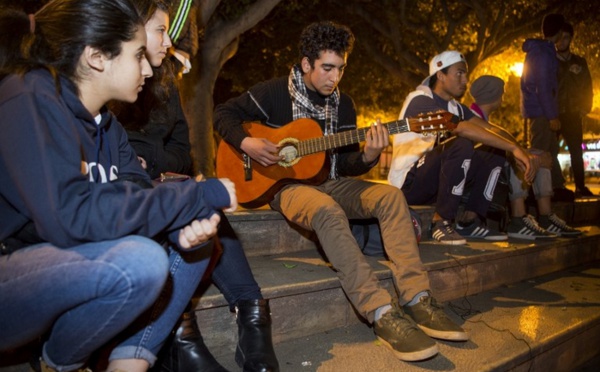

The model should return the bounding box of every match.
[216,111,456,209]
[216,118,329,208]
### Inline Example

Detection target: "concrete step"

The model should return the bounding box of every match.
[195,226,600,354]
[227,198,600,257]
[1,196,598,371]
[212,261,600,371]
[225,205,436,257]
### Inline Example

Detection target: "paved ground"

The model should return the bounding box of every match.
[1,181,598,372]
[212,262,600,371]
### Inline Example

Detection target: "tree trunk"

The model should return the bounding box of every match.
[181,0,283,177]
[181,38,237,177]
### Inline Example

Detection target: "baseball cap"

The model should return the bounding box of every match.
[422,50,467,86]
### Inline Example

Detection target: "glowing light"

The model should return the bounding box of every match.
[510,62,524,77]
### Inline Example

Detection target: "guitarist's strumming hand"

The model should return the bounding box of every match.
[362,118,390,163]
[240,137,282,167]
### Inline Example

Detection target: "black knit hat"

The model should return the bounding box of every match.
[470,75,505,105]
[562,22,574,36]
[542,13,565,38]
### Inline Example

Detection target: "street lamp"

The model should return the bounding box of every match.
[510,62,523,77]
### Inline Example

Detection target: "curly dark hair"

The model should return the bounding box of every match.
[298,21,355,67]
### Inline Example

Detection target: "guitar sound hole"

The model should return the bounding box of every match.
[277,137,302,167]
[279,145,298,162]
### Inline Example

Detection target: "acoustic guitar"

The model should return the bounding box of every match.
[216,111,457,208]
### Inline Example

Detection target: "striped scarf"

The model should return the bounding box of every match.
[288,64,340,179]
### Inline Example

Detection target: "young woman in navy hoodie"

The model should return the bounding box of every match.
[0,0,236,371]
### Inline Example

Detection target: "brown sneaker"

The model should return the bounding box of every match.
[404,295,469,341]
[373,306,438,361]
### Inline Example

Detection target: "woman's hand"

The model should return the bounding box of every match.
[177,213,221,249]
[218,178,238,212]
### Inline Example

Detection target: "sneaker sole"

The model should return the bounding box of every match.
[376,336,439,361]
[507,232,556,240]
[431,238,467,245]
[456,226,508,241]
[556,231,583,237]
[462,235,508,241]
[417,325,470,341]
[483,235,508,241]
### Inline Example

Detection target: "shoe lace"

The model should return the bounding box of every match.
[522,215,547,233]
[437,220,456,235]
[419,296,447,319]
[548,213,569,229]
[383,308,420,338]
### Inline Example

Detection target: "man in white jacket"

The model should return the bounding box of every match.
[389,51,533,245]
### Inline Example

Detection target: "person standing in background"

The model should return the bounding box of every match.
[520,13,574,202]
[556,22,595,198]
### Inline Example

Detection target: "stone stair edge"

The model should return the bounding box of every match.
[210,261,600,371]
[194,226,600,310]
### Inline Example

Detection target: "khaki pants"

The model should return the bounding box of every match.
[270,177,430,323]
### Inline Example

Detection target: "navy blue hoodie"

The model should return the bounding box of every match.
[520,38,560,120]
[0,69,229,248]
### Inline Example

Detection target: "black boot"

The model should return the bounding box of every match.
[235,299,279,372]
[157,311,228,372]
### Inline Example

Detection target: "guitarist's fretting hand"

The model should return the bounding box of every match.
[362,118,390,163]
[240,137,283,167]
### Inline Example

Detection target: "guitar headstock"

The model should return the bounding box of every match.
[406,111,458,133]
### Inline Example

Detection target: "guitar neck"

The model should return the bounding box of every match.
[298,120,408,157]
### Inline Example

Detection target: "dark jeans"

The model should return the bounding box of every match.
[402,137,504,221]
[559,112,585,189]
[211,213,262,310]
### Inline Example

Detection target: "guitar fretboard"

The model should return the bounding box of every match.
[296,116,451,156]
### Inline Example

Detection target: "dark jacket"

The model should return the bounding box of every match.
[557,53,593,115]
[120,86,193,179]
[520,38,560,120]
[0,69,229,249]
[213,76,374,177]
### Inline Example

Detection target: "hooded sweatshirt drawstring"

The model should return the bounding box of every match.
[95,115,111,183]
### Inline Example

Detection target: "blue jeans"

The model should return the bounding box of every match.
[211,214,262,310]
[110,241,214,365]
[0,236,169,371]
